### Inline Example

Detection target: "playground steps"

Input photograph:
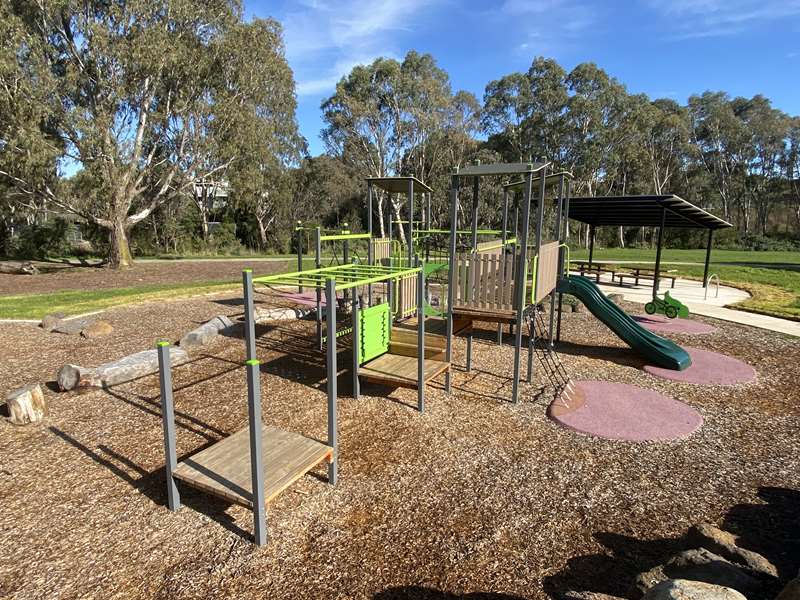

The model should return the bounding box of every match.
[451,306,517,324]
[359,353,449,389]
[172,425,333,508]
[389,316,470,359]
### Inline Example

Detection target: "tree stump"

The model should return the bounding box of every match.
[57,347,189,391]
[6,384,48,425]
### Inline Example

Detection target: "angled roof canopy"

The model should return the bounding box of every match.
[366,176,433,194]
[503,171,574,192]
[455,161,549,177]
[567,195,732,230]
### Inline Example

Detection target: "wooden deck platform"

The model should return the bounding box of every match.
[359,353,449,389]
[452,305,518,324]
[173,425,333,508]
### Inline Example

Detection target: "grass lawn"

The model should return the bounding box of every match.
[0,280,240,320]
[571,247,800,320]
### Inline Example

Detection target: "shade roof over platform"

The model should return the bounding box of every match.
[504,171,574,192]
[568,195,732,230]
[366,176,433,194]
[455,161,549,177]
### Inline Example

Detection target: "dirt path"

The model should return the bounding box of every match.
[0,293,797,599]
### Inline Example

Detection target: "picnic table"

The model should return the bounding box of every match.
[613,266,676,288]
[571,261,620,282]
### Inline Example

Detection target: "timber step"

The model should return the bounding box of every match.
[359,353,449,389]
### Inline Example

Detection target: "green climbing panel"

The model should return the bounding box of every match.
[359,302,391,364]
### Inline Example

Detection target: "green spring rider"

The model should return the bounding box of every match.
[645,290,689,319]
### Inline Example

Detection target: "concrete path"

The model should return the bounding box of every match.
[583,272,800,337]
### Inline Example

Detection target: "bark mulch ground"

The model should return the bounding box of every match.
[0,293,797,600]
[0,259,291,296]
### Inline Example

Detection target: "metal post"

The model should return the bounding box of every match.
[702,229,713,288]
[498,187,510,344]
[388,193,393,266]
[246,357,267,546]
[417,265,425,412]
[653,207,666,299]
[352,288,359,400]
[444,172,460,393]
[465,175,479,372]
[588,224,596,268]
[556,179,571,344]
[512,169,535,404]
[296,222,303,293]
[367,183,374,305]
[157,342,180,512]
[408,179,415,267]
[528,168,547,383]
[243,270,257,361]
[315,227,323,350]
[342,226,350,303]
[549,175,565,350]
[325,279,338,485]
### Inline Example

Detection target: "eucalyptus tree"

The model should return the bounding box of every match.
[321,51,461,237]
[786,118,800,232]
[0,0,297,268]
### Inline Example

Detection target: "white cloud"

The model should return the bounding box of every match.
[645,0,800,38]
[277,0,439,98]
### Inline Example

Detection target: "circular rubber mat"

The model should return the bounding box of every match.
[549,380,703,441]
[644,347,756,386]
[633,314,716,335]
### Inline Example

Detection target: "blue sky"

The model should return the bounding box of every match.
[250,0,800,157]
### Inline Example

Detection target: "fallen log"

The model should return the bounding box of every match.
[0,261,39,275]
[57,347,188,391]
[253,306,315,323]
[6,383,48,424]
[180,315,235,349]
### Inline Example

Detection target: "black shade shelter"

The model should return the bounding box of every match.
[565,194,732,297]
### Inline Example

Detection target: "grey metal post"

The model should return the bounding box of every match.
[315,227,323,350]
[556,179,571,344]
[444,172,460,393]
[548,175,565,349]
[527,168,547,383]
[388,193,393,266]
[157,342,180,512]
[387,277,394,322]
[352,287,360,400]
[417,265,425,412]
[367,183,374,304]
[588,224,596,268]
[512,169,535,404]
[498,188,510,344]
[342,226,350,303]
[702,229,713,288]
[408,179,415,267]
[465,175,479,372]
[243,270,257,362]
[246,357,267,546]
[426,192,432,230]
[296,222,303,293]
[325,279,338,485]
[653,207,666,299]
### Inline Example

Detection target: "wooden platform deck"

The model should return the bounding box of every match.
[452,305,518,324]
[359,353,449,389]
[173,425,333,508]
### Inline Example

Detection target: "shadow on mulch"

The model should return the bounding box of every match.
[48,426,251,540]
[374,587,527,600]
[551,340,645,370]
[542,487,800,599]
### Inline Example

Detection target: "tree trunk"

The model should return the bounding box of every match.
[109,216,134,269]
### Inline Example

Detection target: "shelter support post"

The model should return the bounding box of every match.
[653,207,666,299]
[246,357,267,546]
[326,279,338,486]
[512,171,535,403]
[408,179,415,267]
[417,266,425,412]
[157,342,180,512]
[243,270,257,361]
[316,227,323,350]
[367,183,374,305]
[703,229,713,288]
[588,224,596,268]
[444,174,460,394]
[352,288,360,400]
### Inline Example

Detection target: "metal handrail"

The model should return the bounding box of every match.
[704,273,720,300]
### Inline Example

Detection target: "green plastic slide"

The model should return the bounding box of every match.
[557,275,691,371]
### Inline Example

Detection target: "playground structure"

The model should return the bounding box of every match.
[154,163,740,546]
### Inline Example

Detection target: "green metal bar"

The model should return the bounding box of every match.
[318,233,372,242]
